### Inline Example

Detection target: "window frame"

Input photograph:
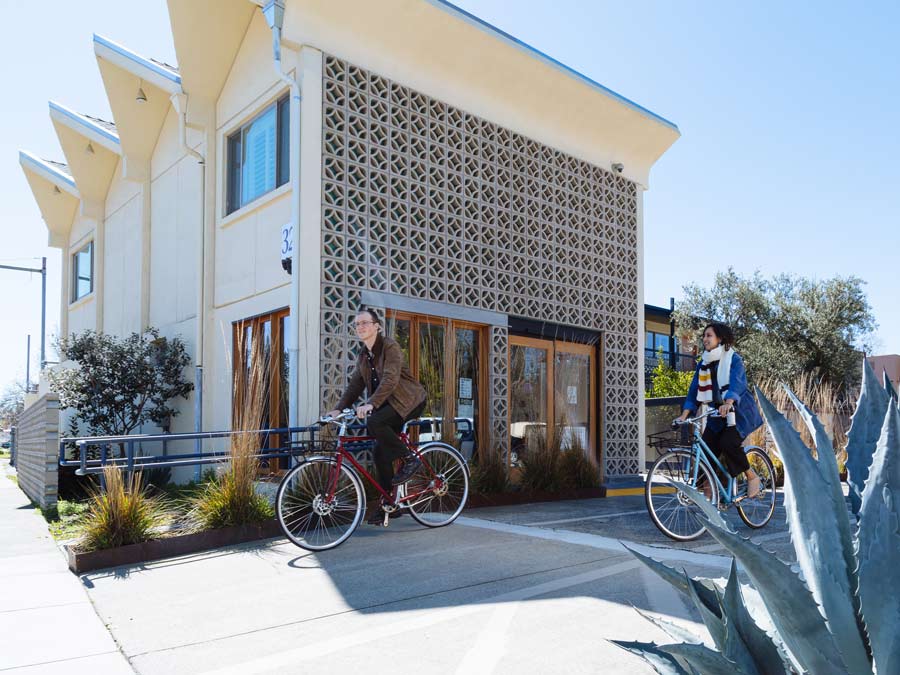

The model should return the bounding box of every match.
[71,240,94,303]
[508,335,600,468]
[385,310,489,454]
[225,94,290,216]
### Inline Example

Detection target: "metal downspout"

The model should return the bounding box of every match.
[171,92,206,478]
[264,0,302,431]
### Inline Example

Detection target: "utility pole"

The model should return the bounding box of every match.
[25,335,31,393]
[1,257,48,368]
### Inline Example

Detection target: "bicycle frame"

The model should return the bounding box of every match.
[680,413,748,505]
[323,427,444,508]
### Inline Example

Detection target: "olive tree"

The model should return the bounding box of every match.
[674,269,876,389]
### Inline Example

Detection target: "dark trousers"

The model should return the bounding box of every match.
[702,422,750,479]
[366,401,426,492]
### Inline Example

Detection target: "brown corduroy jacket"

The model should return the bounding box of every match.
[336,334,426,418]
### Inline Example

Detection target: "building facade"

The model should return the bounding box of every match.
[21,0,679,478]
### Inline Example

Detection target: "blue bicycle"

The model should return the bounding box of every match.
[645,409,776,541]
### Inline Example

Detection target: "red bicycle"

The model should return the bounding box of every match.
[276,409,470,551]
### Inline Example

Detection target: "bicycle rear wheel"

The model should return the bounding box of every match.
[737,446,776,529]
[276,457,365,551]
[645,449,719,541]
[406,443,469,527]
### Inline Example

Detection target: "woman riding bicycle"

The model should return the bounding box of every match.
[674,322,764,498]
[325,307,426,524]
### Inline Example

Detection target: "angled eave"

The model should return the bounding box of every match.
[49,101,121,210]
[19,151,80,248]
[281,0,680,186]
[167,0,256,104]
[93,34,182,180]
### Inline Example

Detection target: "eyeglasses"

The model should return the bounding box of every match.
[352,320,375,328]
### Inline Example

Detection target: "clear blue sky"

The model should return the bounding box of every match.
[1,0,898,390]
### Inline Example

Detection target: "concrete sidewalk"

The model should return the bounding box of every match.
[0,461,787,673]
[0,459,132,674]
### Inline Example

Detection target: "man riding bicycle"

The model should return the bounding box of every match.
[325,307,426,524]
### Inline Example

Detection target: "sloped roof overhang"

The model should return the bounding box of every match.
[19,151,81,248]
[167,0,257,105]
[93,34,182,181]
[49,101,121,210]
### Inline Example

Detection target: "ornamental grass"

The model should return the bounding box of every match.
[77,466,171,552]
[185,335,273,531]
[470,448,510,494]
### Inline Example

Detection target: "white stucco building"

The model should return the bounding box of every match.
[21,0,679,480]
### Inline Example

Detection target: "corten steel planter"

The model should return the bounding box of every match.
[66,519,281,574]
[67,487,607,573]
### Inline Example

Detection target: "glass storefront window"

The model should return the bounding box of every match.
[555,350,590,453]
[385,312,486,453]
[455,327,479,453]
[509,343,549,465]
[418,321,446,421]
[232,309,290,469]
[509,336,597,468]
[280,315,290,429]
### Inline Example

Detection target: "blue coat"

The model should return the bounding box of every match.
[684,351,763,439]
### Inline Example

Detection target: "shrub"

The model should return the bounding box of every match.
[645,352,694,398]
[557,434,600,490]
[470,449,510,494]
[748,372,851,489]
[77,466,171,552]
[185,465,273,530]
[49,328,193,437]
[613,359,899,674]
[518,424,563,492]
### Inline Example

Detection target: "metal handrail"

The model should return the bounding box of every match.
[58,424,324,479]
[57,416,478,485]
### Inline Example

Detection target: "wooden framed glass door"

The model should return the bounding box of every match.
[384,311,487,459]
[232,308,290,469]
[508,335,599,468]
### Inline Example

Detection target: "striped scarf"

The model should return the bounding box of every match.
[697,345,734,404]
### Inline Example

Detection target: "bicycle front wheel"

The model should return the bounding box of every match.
[645,449,719,541]
[276,457,365,551]
[406,443,469,527]
[737,446,776,529]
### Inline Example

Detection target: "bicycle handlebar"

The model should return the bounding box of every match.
[672,408,722,429]
[319,408,358,425]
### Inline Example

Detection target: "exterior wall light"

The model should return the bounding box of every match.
[136,79,148,104]
[611,162,624,174]
[85,143,95,155]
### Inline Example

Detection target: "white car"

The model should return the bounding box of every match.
[413,417,475,460]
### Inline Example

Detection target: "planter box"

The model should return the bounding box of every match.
[67,486,607,573]
[66,520,281,574]
[466,486,606,509]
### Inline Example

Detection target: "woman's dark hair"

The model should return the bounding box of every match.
[357,307,382,326]
[704,322,735,349]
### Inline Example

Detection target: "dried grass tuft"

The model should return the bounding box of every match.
[748,372,852,477]
[77,466,171,552]
[185,331,274,530]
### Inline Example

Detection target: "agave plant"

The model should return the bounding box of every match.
[613,359,899,674]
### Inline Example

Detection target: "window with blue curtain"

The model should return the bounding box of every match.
[227,95,290,214]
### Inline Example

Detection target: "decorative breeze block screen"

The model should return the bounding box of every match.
[320,55,641,474]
